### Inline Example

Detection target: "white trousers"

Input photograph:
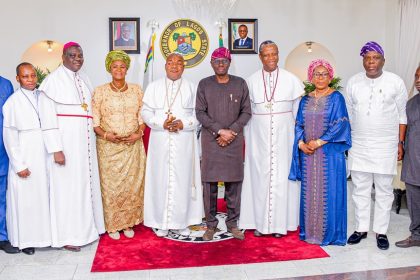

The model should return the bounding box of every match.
[351,171,394,234]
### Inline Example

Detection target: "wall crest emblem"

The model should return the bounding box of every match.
[160,19,209,68]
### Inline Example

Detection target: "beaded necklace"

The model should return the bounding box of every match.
[262,67,279,102]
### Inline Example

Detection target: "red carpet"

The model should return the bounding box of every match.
[91,200,329,272]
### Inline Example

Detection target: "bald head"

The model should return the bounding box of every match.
[167,53,184,62]
[16,62,35,75]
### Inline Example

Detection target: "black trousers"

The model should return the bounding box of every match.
[203,181,242,229]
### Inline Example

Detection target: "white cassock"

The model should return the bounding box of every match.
[141,77,203,230]
[239,68,303,234]
[3,88,51,249]
[39,65,105,247]
[345,71,408,233]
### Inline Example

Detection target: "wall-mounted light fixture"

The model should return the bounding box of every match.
[46,40,53,52]
[306,41,313,53]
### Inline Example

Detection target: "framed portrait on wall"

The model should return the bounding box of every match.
[109,17,140,54]
[228,18,258,54]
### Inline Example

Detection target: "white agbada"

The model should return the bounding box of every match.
[345,71,408,175]
[239,68,303,234]
[39,65,105,247]
[3,88,51,249]
[141,77,203,230]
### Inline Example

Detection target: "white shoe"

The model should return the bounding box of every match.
[177,227,191,236]
[123,228,135,238]
[108,231,120,240]
[155,229,169,237]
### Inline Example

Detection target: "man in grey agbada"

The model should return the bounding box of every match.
[196,47,251,241]
[396,64,420,248]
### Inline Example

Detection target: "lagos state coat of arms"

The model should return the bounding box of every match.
[160,19,209,68]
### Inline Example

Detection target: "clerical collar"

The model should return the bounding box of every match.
[62,64,79,75]
[165,77,182,87]
[263,67,278,76]
[20,87,36,94]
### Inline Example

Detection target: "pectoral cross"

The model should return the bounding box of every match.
[265,102,273,110]
[81,103,88,111]
[165,110,172,116]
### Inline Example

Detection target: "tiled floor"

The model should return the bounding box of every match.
[279,266,420,280]
[0,182,419,280]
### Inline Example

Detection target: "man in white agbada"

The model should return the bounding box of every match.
[3,63,51,255]
[345,41,407,250]
[141,53,203,237]
[239,40,303,237]
[38,42,105,251]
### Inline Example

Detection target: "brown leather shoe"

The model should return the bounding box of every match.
[228,227,245,240]
[202,228,216,241]
[63,245,81,252]
[395,236,420,248]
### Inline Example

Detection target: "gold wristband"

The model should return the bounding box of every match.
[316,139,322,147]
[298,140,304,149]
[104,132,108,140]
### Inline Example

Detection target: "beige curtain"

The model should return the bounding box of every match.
[396,0,420,98]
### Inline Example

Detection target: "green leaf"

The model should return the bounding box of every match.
[34,66,50,88]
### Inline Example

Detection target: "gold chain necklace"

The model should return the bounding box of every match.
[74,73,88,111]
[110,81,127,92]
[314,87,330,98]
[165,79,183,116]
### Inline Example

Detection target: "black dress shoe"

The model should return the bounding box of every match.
[254,230,263,237]
[0,241,20,254]
[22,247,35,255]
[272,233,284,238]
[377,234,389,250]
[347,231,367,244]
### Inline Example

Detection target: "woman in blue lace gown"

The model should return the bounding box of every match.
[289,59,351,246]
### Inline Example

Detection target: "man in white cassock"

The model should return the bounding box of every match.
[345,41,407,250]
[3,63,51,255]
[239,41,303,237]
[141,53,203,237]
[38,42,105,251]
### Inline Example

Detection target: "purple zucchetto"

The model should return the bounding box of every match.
[360,41,384,57]
[63,41,81,53]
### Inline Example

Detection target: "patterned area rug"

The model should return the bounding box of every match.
[91,200,329,272]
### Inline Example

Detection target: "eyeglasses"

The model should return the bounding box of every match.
[313,72,329,79]
[211,59,230,65]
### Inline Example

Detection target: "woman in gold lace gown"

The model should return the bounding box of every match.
[92,50,146,240]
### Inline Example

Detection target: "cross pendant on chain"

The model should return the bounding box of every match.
[81,103,88,112]
[265,102,273,109]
